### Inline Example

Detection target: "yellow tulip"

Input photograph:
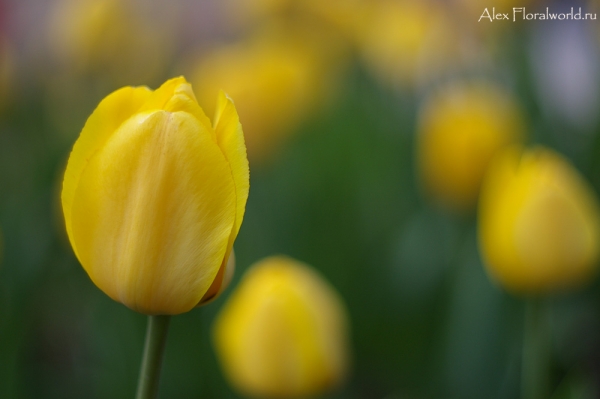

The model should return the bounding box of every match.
[190,33,322,164]
[301,0,369,42]
[358,0,458,88]
[61,77,249,315]
[227,0,367,45]
[479,146,600,294]
[213,256,351,398]
[417,82,525,211]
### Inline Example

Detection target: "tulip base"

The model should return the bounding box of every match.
[136,315,171,399]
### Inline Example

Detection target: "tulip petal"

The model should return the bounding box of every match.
[213,91,250,262]
[479,147,600,293]
[137,76,214,140]
[213,257,349,398]
[200,249,236,305]
[62,85,152,260]
[70,110,236,314]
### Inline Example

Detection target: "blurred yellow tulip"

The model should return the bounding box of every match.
[225,0,367,50]
[190,34,323,164]
[417,82,526,211]
[61,77,249,315]
[213,256,351,398]
[358,0,458,88]
[296,0,369,45]
[479,147,600,294]
[48,0,171,86]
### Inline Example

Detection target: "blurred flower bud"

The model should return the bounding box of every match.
[61,77,249,315]
[299,0,369,44]
[358,0,458,89]
[479,146,600,294]
[191,34,323,164]
[213,256,351,398]
[417,82,526,211]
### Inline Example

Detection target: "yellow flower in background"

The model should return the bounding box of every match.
[61,77,249,315]
[417,82,526,211]
[479,147,600,294]
[213,256,351,398]
[190,32,324,164]
[358,0,458,89]
[300,0,368,42]
[224,0,367,51]
[48,0,172,86]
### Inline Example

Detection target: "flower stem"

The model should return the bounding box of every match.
[136,315,171,399]
[521,299,550,399]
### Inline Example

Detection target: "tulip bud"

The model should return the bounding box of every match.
[213,256,351,398]
[358,0,458,88]
[61,77,249,315]
[478,146,600,294]
[417,82,525,211]
[190,34,321,164]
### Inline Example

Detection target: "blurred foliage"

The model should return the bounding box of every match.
[1,0,600,398]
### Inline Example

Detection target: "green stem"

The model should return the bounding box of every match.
[136,315,171,399]
[521,299,550,399]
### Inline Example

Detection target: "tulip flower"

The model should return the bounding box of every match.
[300,0,369,43]
[478,146,600,294]
[417,82,525,211]
[358,0,458,89]
[191,33,322,164]
[61,76,249,315]
[213,256,351,399]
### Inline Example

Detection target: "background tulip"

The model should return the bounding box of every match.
[357,0,458,89]
[213,256,351,399]
[417,81,526,211]
[190,32,323,164]
[478,146,600,294]
[61,77,249,315]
